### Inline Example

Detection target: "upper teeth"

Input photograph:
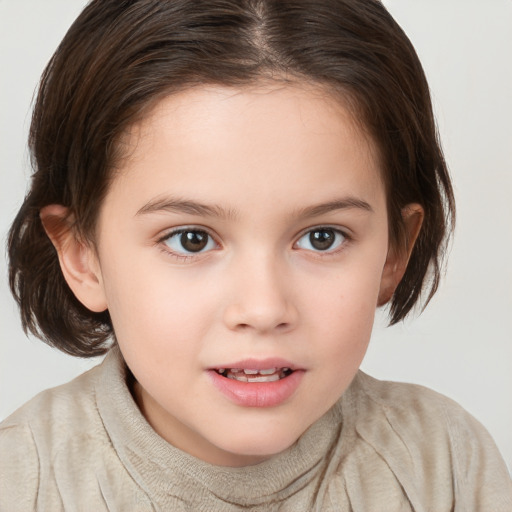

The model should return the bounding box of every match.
[218,368,286,375]
[249,368,277,375]
[216,367,292,382]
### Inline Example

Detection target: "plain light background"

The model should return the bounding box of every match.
[1,0,511,472]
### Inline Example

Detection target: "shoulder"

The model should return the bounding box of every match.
[345,371,512,508]
[0,359,103,440]
[0,362,107,510]
[353,371,472,431]
[0,350,153,510]
[352,371,499,451]
[0,422,40,511]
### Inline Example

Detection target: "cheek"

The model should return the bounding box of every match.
[100,255,217,358]
[107,281,191,334]
[307,251,385,319]
[302,250,386,354]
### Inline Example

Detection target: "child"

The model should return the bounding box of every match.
[1,0,511,509]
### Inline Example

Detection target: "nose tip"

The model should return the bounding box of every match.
[223,304,296,334]
[222,267,298,334]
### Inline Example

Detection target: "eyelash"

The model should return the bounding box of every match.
[293,226,350,256]
[158,227,219,261]
[157,225,351,261]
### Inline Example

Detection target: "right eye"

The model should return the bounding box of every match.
[294,227,347,253]
[162,228,217,255]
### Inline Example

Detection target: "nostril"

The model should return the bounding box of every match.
[231,321,290,333]
[223,301,298,333]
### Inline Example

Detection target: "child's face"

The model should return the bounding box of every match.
[81,83,406,466]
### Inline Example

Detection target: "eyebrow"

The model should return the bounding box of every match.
[296,197,373,218]
[136,197,238,220]
[135,195,373,220]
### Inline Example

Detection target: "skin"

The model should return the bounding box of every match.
[42,83,422,467]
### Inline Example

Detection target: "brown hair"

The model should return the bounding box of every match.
[8,0,455,357]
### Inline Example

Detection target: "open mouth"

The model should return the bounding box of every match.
[209,364,304,407]
[214,368,294,383]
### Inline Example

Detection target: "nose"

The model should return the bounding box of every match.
[222,254,299,334]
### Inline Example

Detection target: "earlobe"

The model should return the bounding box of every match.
[378,203,424,306]
[40,205,108,313]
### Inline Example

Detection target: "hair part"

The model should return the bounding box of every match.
[8,0,455,357]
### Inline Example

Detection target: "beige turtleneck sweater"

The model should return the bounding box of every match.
[1,347,511,511]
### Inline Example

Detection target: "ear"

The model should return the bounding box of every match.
[378,203,424,307]
[40,205,108,313]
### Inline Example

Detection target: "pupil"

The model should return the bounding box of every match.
[181,231,208,252]
[310,229,335,250]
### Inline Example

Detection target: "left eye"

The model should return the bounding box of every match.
[295,228,346,252]
[163,229,217,254]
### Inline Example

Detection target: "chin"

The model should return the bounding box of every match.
[211,425,301,465]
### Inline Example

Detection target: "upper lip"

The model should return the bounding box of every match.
[208,358,301,371]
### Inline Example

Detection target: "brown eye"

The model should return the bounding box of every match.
[181,231,208,252]
[164,229,216,254]
[310,229,336,250]
[296,228,346,252]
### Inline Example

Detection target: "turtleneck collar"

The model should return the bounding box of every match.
[96,346,350,508]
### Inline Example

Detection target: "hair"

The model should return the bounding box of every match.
[8,0,455,357]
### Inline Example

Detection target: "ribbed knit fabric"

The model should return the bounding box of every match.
[1,346,511,511]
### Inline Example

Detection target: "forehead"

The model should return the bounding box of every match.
[107,83,385,217]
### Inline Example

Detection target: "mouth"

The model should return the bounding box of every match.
[214,367,294,383]
[208,362,304,407]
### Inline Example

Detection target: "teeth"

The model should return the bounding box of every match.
[248,374,280,383]
[259,368,279,375]
[216,367,293,381]
[227,373,281,383]
[227,373,248,382]
[242,368,279,375]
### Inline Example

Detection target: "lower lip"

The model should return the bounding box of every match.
[208,370,304,408]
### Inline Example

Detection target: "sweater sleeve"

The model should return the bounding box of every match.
[445,403,512,511]
[0,423,40,512]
